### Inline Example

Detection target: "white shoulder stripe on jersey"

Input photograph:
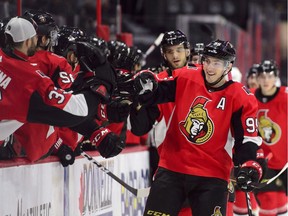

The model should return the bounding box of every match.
[63,94,88,117]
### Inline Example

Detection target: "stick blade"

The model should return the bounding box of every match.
[136,187,150,198]
[154,33,164,46]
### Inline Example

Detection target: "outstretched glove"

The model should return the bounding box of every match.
[236,160,263,192]
[89,127,125,158]
[54,144,75,167]
[133,70,158,95]
[97,100,131,123]
[75,41,117,103]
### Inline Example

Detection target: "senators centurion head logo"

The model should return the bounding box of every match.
[258,109,281,145]
[179,96,214,144]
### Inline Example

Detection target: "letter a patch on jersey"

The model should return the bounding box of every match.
[216,97,226,110]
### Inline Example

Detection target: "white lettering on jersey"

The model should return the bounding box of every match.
[216,97,226,110]
[0,56,2,62]
[0,70,11,89]
[59,71,73,83]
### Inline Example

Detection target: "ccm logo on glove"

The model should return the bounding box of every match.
[91,128,110,144]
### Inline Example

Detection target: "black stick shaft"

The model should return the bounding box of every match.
[245,192,253,216]
[81,151,138,196]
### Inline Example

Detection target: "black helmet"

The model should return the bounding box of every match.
[160,30,190,52]
[107,40,128,63]
[89,36,110,57]
[54,25,87,57]
[191,43,205,56]
[23,10,58,36]
[203,39,236,63]
[109,45,144,72]
[258,60,279,76]
[247,64,260,78]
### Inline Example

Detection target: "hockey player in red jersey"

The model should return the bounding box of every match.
[129,30,192,216]
[0,17,124,162]
[24,10,76,89]
[132,39,266,215]
[252,60,287,216]
[12,11,80,165]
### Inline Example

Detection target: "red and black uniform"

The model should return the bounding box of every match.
[0,47,100,160]
[13,50,82,161]
[141,66,262,216]
[29,50,76,89]
[252,86,288,216]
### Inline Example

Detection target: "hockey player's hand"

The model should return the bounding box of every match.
[96,100,131,123]
[76,41,107,68]
[107,100,131,122]
[236,160,263,192]
[84,76,112,103]
[55,144,75,167]
[75,41,117,103]
[133,70,158,95]
[89,127,125,158]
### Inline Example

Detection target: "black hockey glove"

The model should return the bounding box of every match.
[96,99,131,123]
[133,70,158,95]
[113,70,136,101]
[54,144,75,167]
[89,127,125,158]
[76,41,117,103]
[76,41,106,67]
[236,160,263,192]
[107,100,131,123]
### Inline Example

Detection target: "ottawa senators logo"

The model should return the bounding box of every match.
[179,96,214,144]
[211,206,223,216]
[257,109,281,145]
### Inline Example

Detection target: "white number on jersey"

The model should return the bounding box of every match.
[48,87,65,104]
[246,117,258,133]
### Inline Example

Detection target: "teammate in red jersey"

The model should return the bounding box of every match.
[12,11,79,165]
[132,39,266,215]
[24,10,75,89]
[252,60,287,216]
[129,30,192,216]
[0,17,124,162]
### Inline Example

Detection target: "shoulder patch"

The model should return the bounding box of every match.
[242,86,253,95]
[35,70,49,78]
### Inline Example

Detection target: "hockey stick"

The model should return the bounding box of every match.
[249,162,288,189]
[231,162,288,189]
[143,33,164,58]
[80,151,150,198]
[245,192,253,216]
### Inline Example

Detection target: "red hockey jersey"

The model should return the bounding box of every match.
[253,86,288,169]
[152,66,196,153]
[14,50,82,160]
[29,50,75,89]
[0,48,98,146]
[152,67,262,181]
